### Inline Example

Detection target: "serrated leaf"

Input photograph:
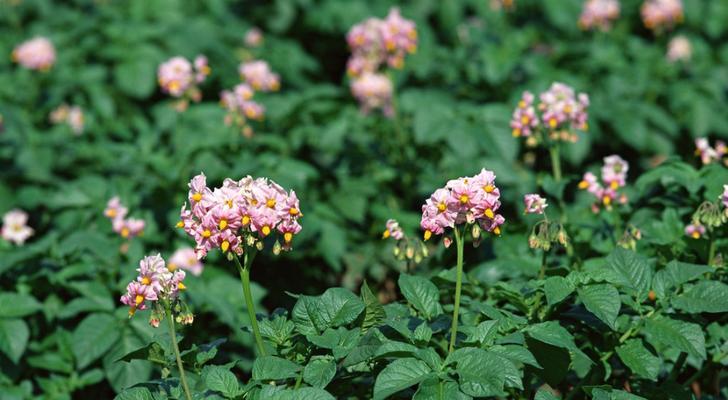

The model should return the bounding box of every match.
[604,248,652,298]
[0,292,42,318]
[205,366,240,398]
[253,356,302,381]
[292,288,365,336]
[577,284,621,330]
[114,387,154,400]
[544,276,575,306]
[398,274,443,320]
[652,261,712,298]
[615,339,660,381]
[72,313,121,369]
[0,318,29,363]
[644,316,706,360]
[535,389,561,400]
[373,358,433,400]
[359,281,385,332]
[672,281,728,313]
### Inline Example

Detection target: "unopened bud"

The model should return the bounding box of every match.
[406,247,415,259]
[227,251,235,261]
[443,237,453,248]
[420,245,429,257]
[246,235,256,246]
[414,254,422,263]
[255,241,264,251]
[272,240,282,255]
[472,224,481,240]
[393,246,401,257]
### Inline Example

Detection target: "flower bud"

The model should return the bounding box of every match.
[421,245,429,257]
[443,237,453,248]
[405,246,414,259]
[255,241,264,251]
[472,224,481,240]
[246,234,256,246]
[393,246,401,257]
[414,254,422,263]
[272,240,281,255]
[227,251,235,261]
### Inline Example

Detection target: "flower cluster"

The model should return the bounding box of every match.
[511,83,589,144]
[578,0,620,31]
[1,209,34,245]
[350,72,394,117]
[667,35,691,62]
[420,169,504,243]
[104,197,145,239]
[694,138,727,165]
[686,194,728,240]
[220,83,265,138]
[346,8,416,115]
[382,219,429,265]
[641,0,683,31]
[49,104,84,135]
[12,37,56,71]
[168,247,204,276]
[157,55,210,111]
[239,61,280,92]
[578,155,629,211]
[178,173,303,259]
[523,194,548,215]
[120,254,192,325]
[245,27,263,48]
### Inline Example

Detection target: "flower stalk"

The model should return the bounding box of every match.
[448,226,465,355]
[165,304,193,400]
[233,250,267,356]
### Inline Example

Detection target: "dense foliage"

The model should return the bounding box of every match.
[1,0,727,399]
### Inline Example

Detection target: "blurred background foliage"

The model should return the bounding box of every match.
[1,0,727,397]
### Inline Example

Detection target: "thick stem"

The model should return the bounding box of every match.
[539,250,548,280]
[233,252,267,356]
[668,352,688,382]
[549,145,562,182]
[448,227,465,355]
[165,306,193,400]
[707,238,716,266]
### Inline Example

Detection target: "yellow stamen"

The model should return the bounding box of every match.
[202,229,211,238]
[493,227,501,235]
[284,232,293,243]
[578,180,589,189]
[192,192,202,202]
[691,231,700,239]
[485,208,495,219]
[135,295,144,305]
[382,230,391,239]
[423,230,432,241]
[105,209,117,218]
[459,195,469,204]
[437,202,447,212]
[261,225,271,236]
[289,208,299,216]
[219,219,228,230]
[518,100,526,108]
[610,181,619,190]
[603,196,612,205]
[221,240,230,252]
[226,199,233,208]
[266,198,276,208]
[484,184,495,193]
[176,221,184,228]
[549,118,557,128]
[167,263,177,272]
[512,128,521,137]
[521,116,530,124]
[169,81,180,92]
[178,282,186,291]
[141,277,151,285]
[128,307,136,317]
[242,215,251,225]
[121,227,130,238]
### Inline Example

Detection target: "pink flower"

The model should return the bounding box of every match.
[383,219,404,240]
[539,82,590,131]
[684,222,705,239]
[194,55,211,83]
[120,281,158,316]
[601,155,629,189]
[381,8,418,69]
[245,27,264,47]
[115,217,145,239]
[350,72,393,116]
[641,0,683,31]
[721,185,728,209]
[420,169,503,241]
[524,194,548,214]
[12,37,55,71]
[346,8,417,76]
[667,35,691,62]
[169,247,204,276]
[579,0,620,31]
[220,84,265,136]
[158,57,193,97]
[104,196,128,220]
[1,209,34,245]
[239,60,280,92]
[50,104,84,135]
[579,156,629,211]
[510,91,540,137]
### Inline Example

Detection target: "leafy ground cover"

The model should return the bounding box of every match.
[1,0,727,399]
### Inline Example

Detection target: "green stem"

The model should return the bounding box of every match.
[448,227,465,355]
[668,352,688,382]
[708,238,716,266]
[539,250,548,280]
[233,252,267,356]
[549,145,562,182]
[165,306,193,400]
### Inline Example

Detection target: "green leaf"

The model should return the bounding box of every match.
[292,288,365,336]
[359,281,385,332]
[204,366,240,398]
[414,378,468,400]
[644,316,706,360]
[307,327,361,359]
[72,313,121,369]
[271,387,336,400]
[577,284,621,330]
[398,274,443,320]
[253,356,302,381]
[535,389,561,400]
[604,248,652,298]
[0,292,42,318]
[373,358,433,400]
[652,261,712,298]
[615,339,660,381]
[104,330,153,392]
[489,344,542,368]
[114,387,155,400]
[0,318,29,363]
[303,358,336,389]
[413,321,433,343]
[451,348,510,397]
[544,276,575,306]
[465,320,498,345]
[592,388,647,400]
[672,281,728,313]
[524,321,581,353]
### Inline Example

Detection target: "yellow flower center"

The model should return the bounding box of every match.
[178,282,186,291]
[521,116,530,124]
[382,229,391,239]
[266,198,276,208]
[121,227,130,238]
[167,263,177,272]
[192,192,202,202]
[134,295,144,305]
[512,128,521,137]
[261,225,271,236]
[284,232,293,243]
[578,180,589,189]
[437,202,447,212]
[549,118,557,128]
[141,277,151,285]
[289,208,299,216]
[242,215,251,225]
[176,221,184,228]
[603,196,612,205]
[493,227,501,236]
[202,229,211,238]
[221,240,230,252]
[484,208,495,219]
[219,219,228,230]
[484,184,495,193]
[459,195,469,204]
[518,100,526,108]
[105,209,117,218]
[610,181,619,190]
[691,231,700,239]
[423,230,432,241]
